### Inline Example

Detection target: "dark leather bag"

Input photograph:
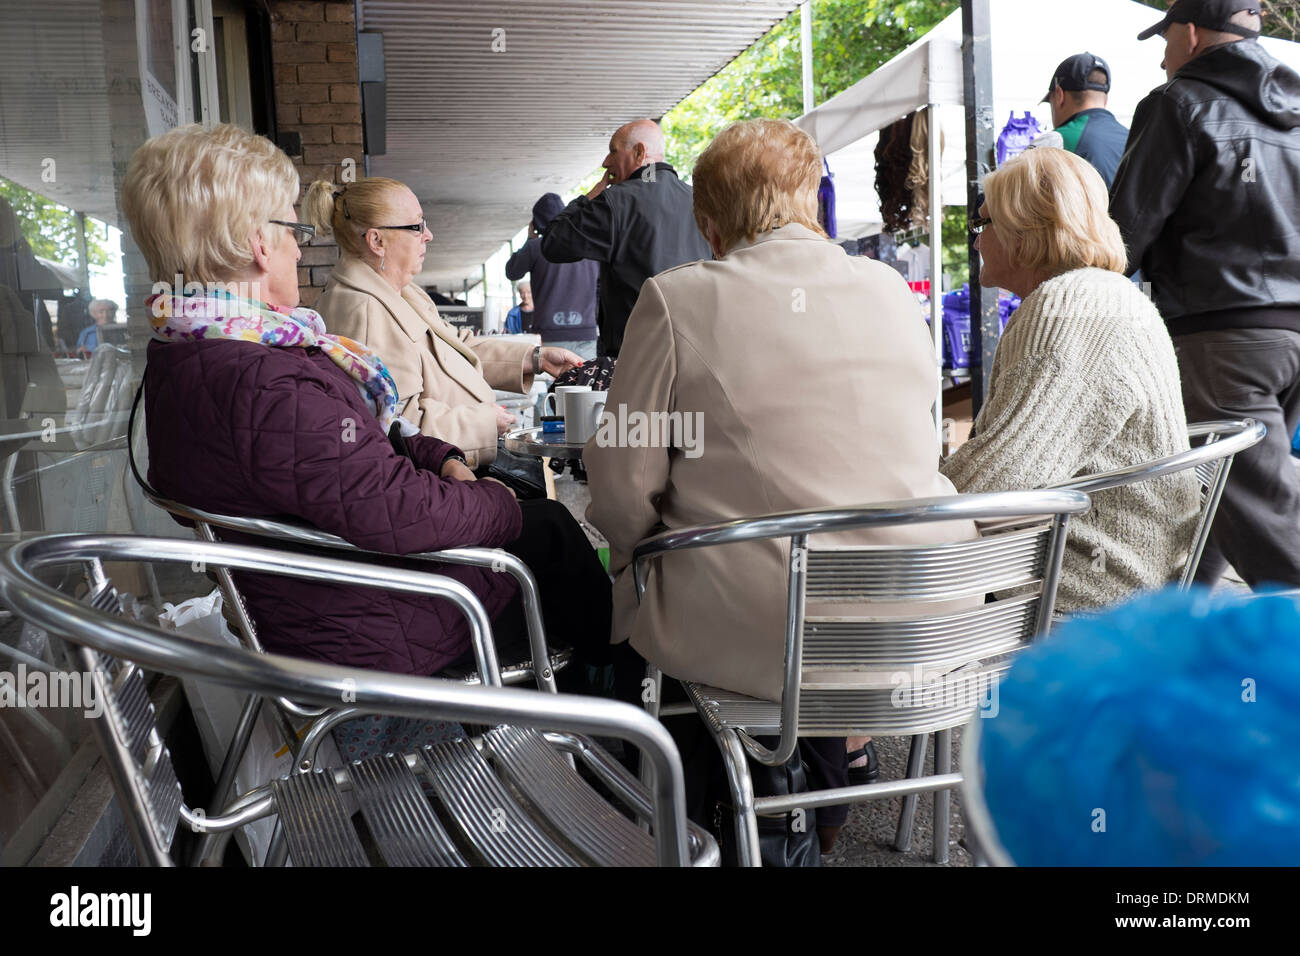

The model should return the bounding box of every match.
[715,754,821,868]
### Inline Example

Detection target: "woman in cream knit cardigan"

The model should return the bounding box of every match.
[942,149,1199,612]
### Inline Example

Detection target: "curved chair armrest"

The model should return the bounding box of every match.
[144,495,554,692]
[1044,419,1265,495]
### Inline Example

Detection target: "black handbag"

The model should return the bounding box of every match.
[486,445,548,500]
[715,753,821,868]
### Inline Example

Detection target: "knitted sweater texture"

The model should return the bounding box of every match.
[941,268,1200,612]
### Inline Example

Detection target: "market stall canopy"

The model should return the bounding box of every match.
[800,0,1300,238]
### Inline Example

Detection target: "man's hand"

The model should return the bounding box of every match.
[539,347,585,376]
[440,458,476,482]
[495,404,517,435]
[586,169,615,200]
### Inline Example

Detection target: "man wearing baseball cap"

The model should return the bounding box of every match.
[1042,52,1129,187]
[1111,1,1300,591]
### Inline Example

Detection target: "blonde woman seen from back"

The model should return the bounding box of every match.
[941,147,1199,611]
[305,178,584,468]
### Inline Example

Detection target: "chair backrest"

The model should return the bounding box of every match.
[0,533,694,866]
[633,489,1091,767]
[1046,418,1265,590]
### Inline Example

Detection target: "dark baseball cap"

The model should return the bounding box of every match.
[1043,52,1112,102]
[1137,0,1262,41]
[531,192,565,232]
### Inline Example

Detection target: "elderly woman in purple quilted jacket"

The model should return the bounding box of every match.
[121,123,614,688]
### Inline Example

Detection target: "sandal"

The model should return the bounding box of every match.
[846,741,880,786]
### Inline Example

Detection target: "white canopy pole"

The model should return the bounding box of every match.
[928,103,945,448]
[800,2,814,114]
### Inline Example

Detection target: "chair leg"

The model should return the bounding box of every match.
[637,664,664,791]
[894,733,928,852]
[191,693,263,866]
[718,729,761,868]
[933,728,952,864]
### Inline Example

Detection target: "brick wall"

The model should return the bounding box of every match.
[268,0,363,308]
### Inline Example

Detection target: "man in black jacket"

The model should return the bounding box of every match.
[1111,0,1300,589]
[541,119,711,358]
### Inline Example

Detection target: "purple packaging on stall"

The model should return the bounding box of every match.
[942,285,972,369]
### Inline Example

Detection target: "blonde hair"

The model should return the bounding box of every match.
[983,148,1126,276]
[121,123,299,283]
[302,176,408,260]
[692,118,826,252]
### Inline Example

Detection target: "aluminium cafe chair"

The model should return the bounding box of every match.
[0,532,718,867]
[634,489,1090,866]
[125,384,572,845]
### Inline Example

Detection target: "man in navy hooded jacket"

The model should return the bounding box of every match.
[506,193,599,360]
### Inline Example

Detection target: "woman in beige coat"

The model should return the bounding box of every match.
[305,177,583,468]
[583,118,976,854]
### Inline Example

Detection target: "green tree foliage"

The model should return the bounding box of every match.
[663,1,958,175]
[0,176,109,273]
[661,1,965,271]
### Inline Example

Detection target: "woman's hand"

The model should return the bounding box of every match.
[481,476,517,497]
[496,404,517,435]
[539,347,585,376]
[440,458,476,482]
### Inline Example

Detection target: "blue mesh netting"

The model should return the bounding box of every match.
[979,588,1300,866]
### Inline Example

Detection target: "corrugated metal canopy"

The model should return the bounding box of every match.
[0,0,117,225]
[360,0,801,290]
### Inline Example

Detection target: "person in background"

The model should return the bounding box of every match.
[76,298,117,352]
[585,118,978,859]
[307,177,582,469]
[541,120,711,358]
[1042,52,1129,187]
[506,193,600,361]
[1111,0,1300,591]
[944,148,1199,610]
[504,280,532,335]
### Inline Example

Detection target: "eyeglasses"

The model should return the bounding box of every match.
[372,219,428,234]
[970,215,993,235]
[270,220,316,246]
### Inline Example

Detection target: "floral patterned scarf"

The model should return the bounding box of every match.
[147,288,417,435]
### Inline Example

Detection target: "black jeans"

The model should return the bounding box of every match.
[1175,328,1300,588]
[490,498,616,671]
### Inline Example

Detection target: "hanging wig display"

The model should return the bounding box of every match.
[875,110,938,235]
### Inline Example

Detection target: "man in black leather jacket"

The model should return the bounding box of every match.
[1111,0,1300,590]
[541,119,711,358]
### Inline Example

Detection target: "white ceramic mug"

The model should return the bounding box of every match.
[543,385,592,420]
[564,389,607,444]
